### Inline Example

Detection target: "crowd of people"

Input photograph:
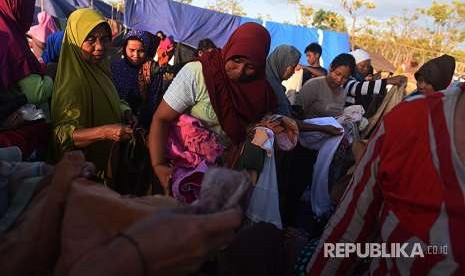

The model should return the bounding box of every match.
[1,0,463,275]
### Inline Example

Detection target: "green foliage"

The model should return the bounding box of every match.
[354,1,464,74]
[312,9,347,32]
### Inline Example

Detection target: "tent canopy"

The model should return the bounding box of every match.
[124,0,350,69]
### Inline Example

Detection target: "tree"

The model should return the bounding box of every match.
[340,0,376,45]
[312,9,347,32]
[418,1,465,51]
[205,0,247,17]
[352,1,465,76]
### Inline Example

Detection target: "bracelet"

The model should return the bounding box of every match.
[118,232,148,276]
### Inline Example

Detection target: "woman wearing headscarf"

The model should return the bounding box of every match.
[149,22,277,192]
[26,11,58,62]
[51,8,133,177]
[0,0,52,158]
[0,0,52,103]
[266,44,342,133]
[111,30,163,130]
[266,45,341,226]
[266,45,301,117]
[408,54,456,97]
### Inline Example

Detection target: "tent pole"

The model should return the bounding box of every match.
[40,0,44,12]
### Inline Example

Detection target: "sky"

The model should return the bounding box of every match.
[189,0,454,26]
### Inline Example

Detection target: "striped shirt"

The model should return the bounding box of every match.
[307,84,465,275]
[343,77,387,105]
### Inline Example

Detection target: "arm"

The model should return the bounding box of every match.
[343,75,407,98]
[72,124,132,148]
[307,122,386,275]
[148,101,181,189]
[148,63,197,189]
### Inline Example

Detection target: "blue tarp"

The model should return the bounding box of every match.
[124,0,350,65]
[37,0,122,20]
[266,21,319,65]
[321,30,350,68]
[125,0,242,48]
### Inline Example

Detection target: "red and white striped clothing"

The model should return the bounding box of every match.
[307,84,465,275]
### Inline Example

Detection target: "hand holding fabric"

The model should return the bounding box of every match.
[103,124,133,141]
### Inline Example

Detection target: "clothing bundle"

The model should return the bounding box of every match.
[167,114,224,203]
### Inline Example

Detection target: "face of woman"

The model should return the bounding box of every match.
[125,39,146,66]
[356,59,371,76]
[327,65,351,89]
[81,24,111,64]
[416,76,435,94]
[224,57,258,82]
[282,63,298,81]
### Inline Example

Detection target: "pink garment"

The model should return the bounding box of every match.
[158,36,174,52]
[167,114,223,168]
[167,114,224,203]
[27,11,58,43]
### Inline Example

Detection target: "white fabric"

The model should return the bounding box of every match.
[337,105,365,124]
[300,117,344,218]
[283,68,304,104]
[246,127,283,229]
[350,49,371,64]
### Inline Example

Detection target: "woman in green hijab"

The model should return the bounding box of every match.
[51,8,133,176]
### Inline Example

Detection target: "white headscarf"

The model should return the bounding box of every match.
[350,49,370,64]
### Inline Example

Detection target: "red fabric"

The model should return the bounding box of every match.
[308,87,465,275]
[198,22,277,145]
[0,121,49,157]
[0,0,43,90]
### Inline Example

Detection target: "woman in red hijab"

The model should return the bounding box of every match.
[0,0,52,158]
[148,23,276,194]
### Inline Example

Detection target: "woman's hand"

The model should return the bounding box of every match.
[102,124,133,141]
[153,164,174,195]
[387,75,408,86]
[123,110,138,127]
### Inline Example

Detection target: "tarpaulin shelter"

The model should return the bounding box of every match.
[124,0,350,69]
[36,0,123,20]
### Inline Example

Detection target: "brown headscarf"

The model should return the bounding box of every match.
[414,54,456,91]
[198,22,277,145]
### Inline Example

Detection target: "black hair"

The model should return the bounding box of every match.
[330,53,356,73]
[156,31,166,39]
[197,38,217,52]
[304,42,322,56]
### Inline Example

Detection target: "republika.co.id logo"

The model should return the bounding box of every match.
[324,243,448,258]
